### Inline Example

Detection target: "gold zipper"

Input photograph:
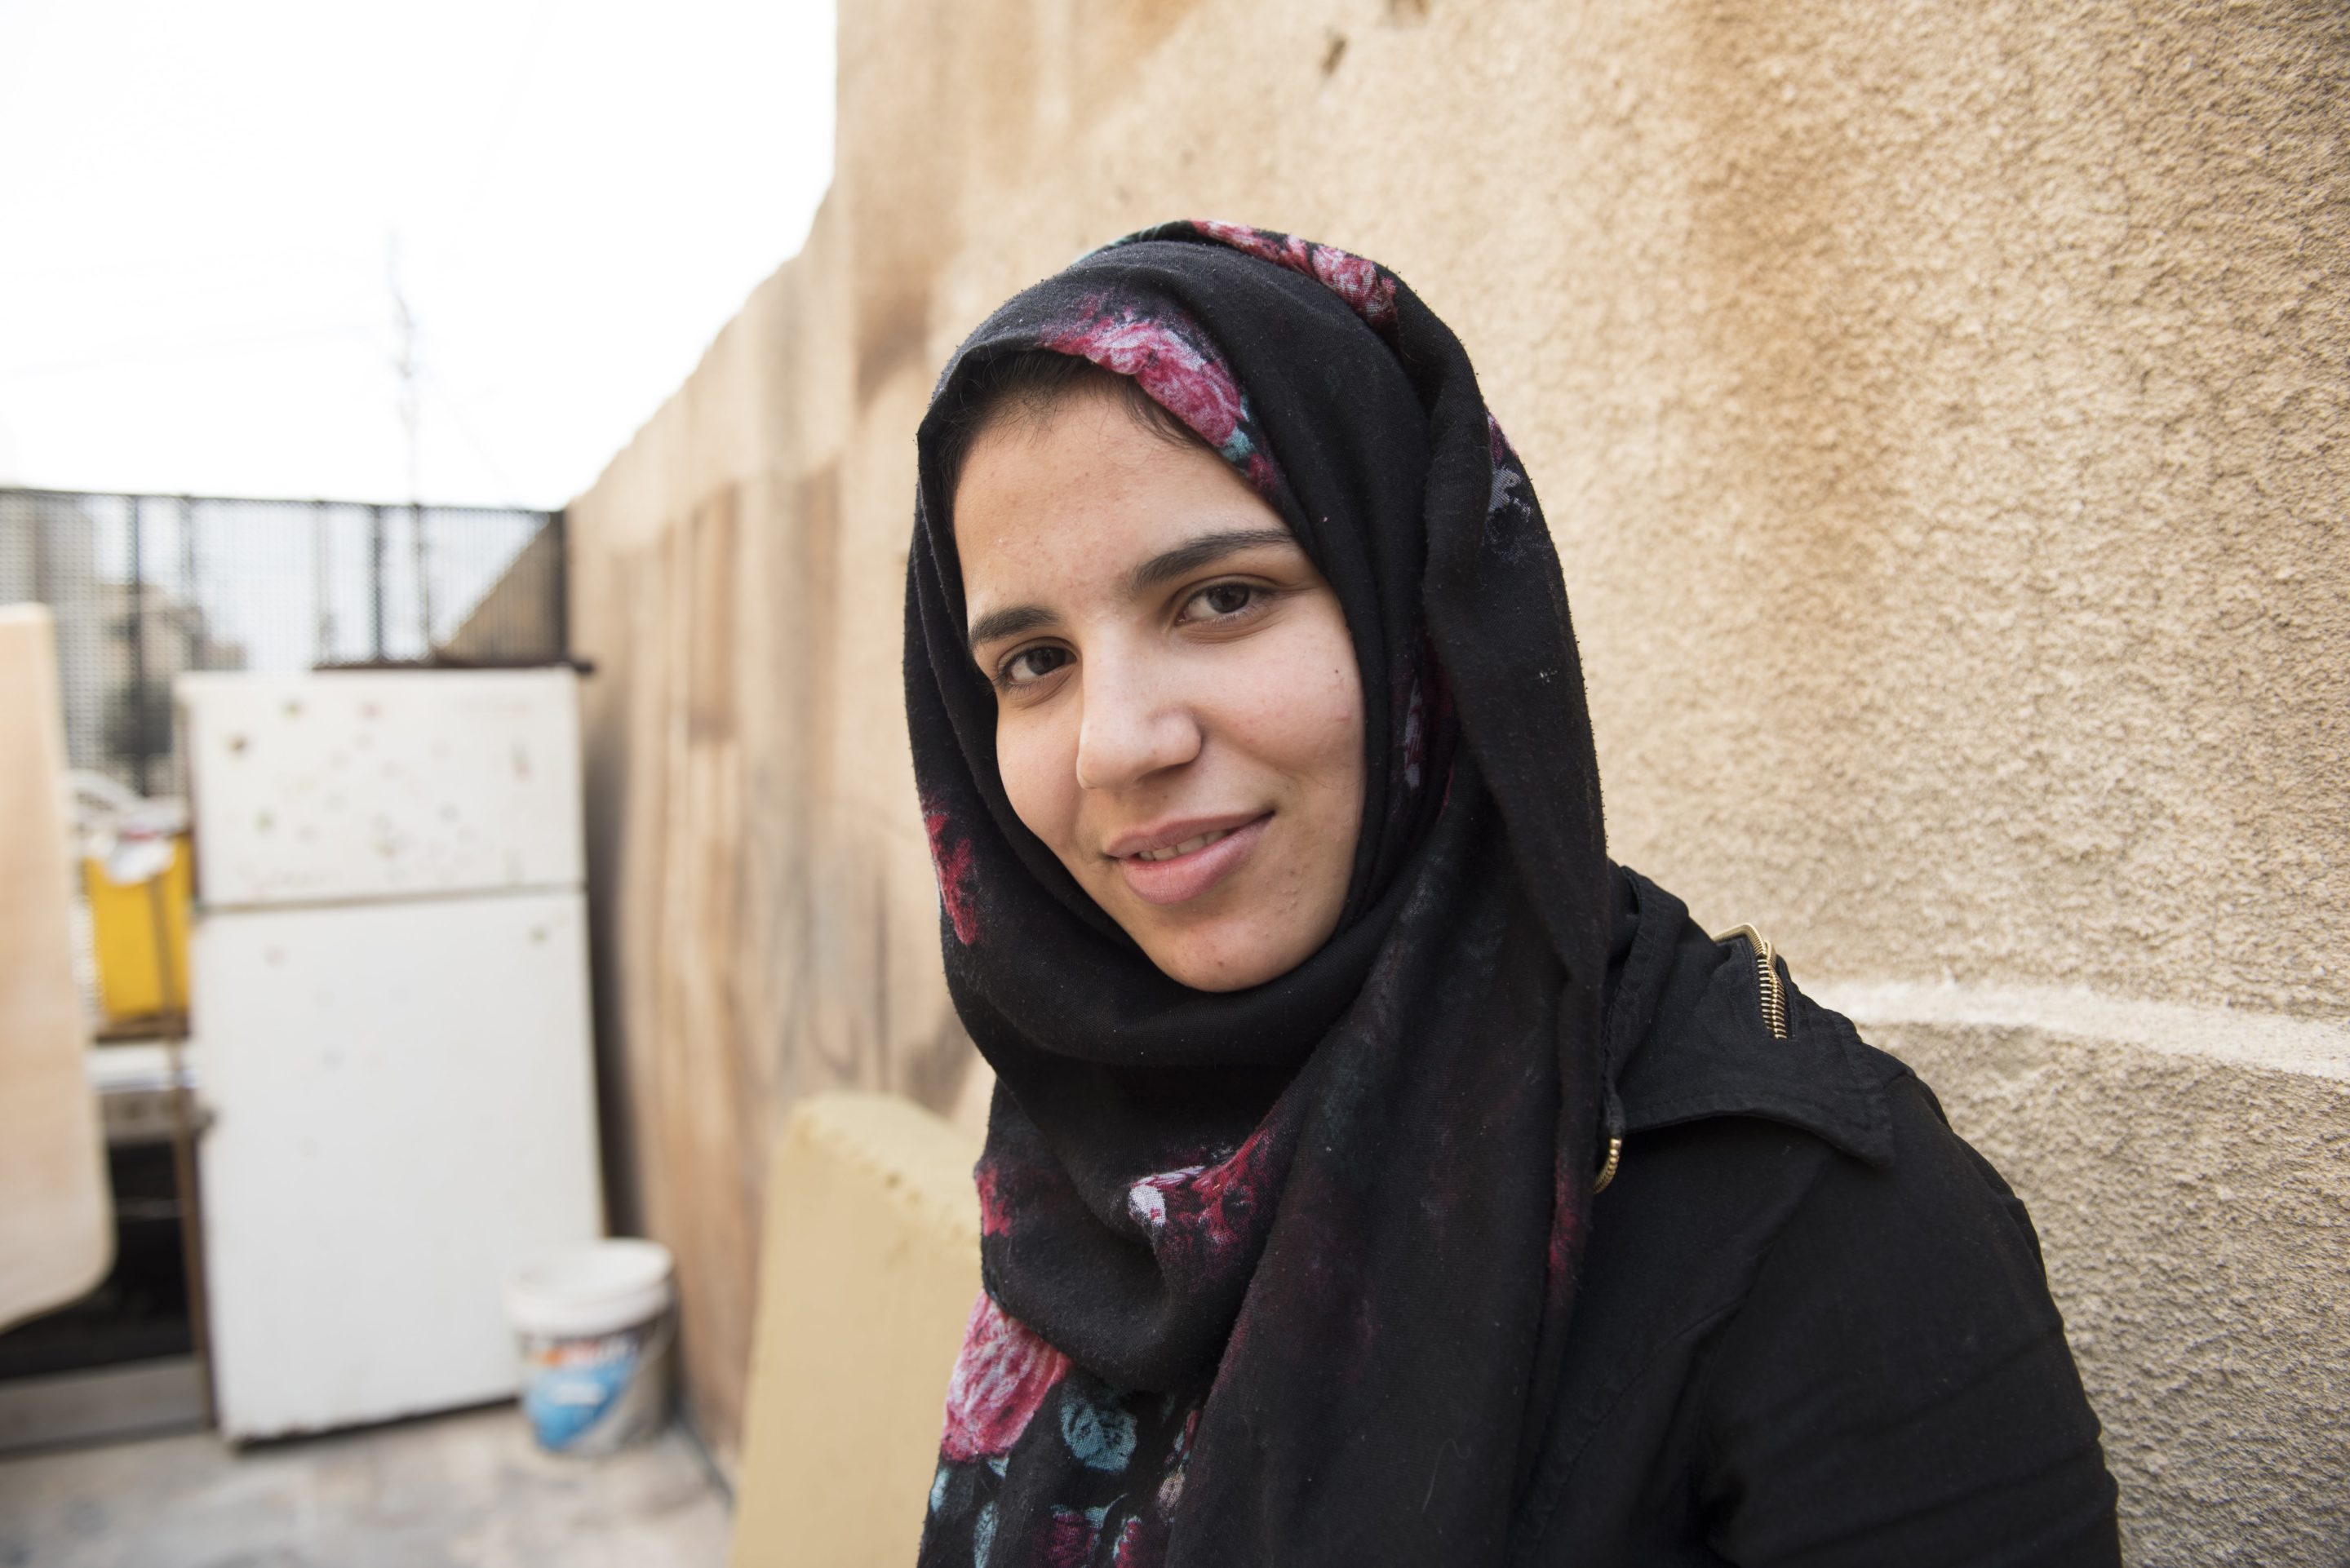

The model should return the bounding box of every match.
[1714,924,1788,1039]
[1599,924,1788,1196]
[1592,1136,1622,1194]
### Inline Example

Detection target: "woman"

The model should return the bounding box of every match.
[903,221,2118,1567]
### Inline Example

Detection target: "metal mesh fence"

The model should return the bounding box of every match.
[0,488,565,799]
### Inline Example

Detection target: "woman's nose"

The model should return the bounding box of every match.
[1074,655,1201,791]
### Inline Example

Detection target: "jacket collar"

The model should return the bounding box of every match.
[1602,866,1895,1169]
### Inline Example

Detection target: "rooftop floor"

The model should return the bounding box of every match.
[0,1403,729,1568]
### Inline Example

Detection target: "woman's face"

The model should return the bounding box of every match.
[956,380,1366,991]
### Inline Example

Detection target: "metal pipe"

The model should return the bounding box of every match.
[369,503,388,661]
[414,503,434,658]
[313,500,333,667]
[551,509,570,662]
[178,496,196,792]
[126,496,149,797]
[144,868,215,1432]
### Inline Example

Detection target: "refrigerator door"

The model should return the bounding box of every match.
[193,891,601,1440]
[178,670,583,909]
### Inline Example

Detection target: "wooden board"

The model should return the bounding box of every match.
[728,1093,982,1568]
[0,605,112,1331]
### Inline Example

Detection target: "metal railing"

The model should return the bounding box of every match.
[1,487,566,799]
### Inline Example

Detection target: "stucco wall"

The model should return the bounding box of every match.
[566,0,2348,1554]
[1839,1000,2348,1564]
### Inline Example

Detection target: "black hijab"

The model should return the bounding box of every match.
[905,221,1611,1568]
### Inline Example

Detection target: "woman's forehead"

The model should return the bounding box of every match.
[955,386,1288,596]
[954,401,1306,635]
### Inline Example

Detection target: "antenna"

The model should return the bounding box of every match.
[312,498,334,667]
[388,236,433,655]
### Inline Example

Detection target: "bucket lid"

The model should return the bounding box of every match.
[507,1238,675,1339]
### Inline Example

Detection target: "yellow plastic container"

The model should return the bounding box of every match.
[82,833,192,1022]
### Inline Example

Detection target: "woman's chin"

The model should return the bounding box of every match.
[1125,914,1329,994]
[1151,946,1286,993]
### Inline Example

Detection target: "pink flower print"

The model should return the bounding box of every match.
[1194,219,1314,274]
[922,801,980,946]
[1124,1127,1272,1275]
[1110,1516,1146,1564]
[1309,246,1397,329]
[1125,1163,1208,1231]
[975,1162,1009,1237]
[1044,301,1248,458]
[1189,220,1398,332]
[1487,411,1508,460]
[939,1294,1070,1461]
[1044,1507,1103,1568]
[1400,676,1427,793]
[1543,1146,1584,1310]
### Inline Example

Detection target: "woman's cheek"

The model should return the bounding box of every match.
[1280,635,1365,783]
[996,708,1081,862]
[1229,618,1362,763]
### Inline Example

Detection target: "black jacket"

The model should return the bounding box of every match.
[1519,871,2122,1566]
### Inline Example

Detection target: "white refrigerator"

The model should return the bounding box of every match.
[180,669,604,1441]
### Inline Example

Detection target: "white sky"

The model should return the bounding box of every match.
[0,0,835,509]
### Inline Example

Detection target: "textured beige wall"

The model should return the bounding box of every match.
[567,0,2348,1552]
[570,215,974,1461]
[1844,1004,2348,1566]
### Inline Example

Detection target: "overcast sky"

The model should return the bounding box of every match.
[0,0,834,509]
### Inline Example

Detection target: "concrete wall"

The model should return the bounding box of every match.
[570,207,978,1465]
[565,0,2349,1554]
[441,520,565,666]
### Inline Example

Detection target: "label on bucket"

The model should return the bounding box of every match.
[521,1313,671,1455]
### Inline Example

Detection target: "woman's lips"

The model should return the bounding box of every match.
[1114,814,1271,907]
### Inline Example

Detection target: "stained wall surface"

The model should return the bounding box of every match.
[565,0,2348,1555]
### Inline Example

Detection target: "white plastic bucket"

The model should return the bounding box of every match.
[506,1238,676,1455]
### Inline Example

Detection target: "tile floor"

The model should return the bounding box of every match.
[0,1404,729,1568]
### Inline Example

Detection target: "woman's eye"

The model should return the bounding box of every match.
[1000,645,1071,688]
[1186,582,1261,621]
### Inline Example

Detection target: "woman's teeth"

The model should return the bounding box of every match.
[1135,828,1234,863]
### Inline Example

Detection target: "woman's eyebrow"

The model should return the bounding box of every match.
[967,603,1056,654]
[1126,527,1297,595]
[967,528,1299,653]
